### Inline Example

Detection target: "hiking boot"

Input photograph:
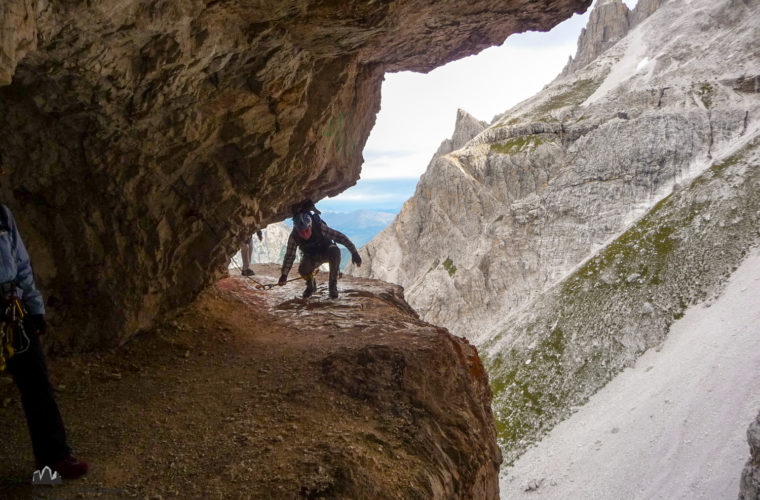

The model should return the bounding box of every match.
[241,268,255,276]
[53,455,89,479]
[302,278,316,298]
[329,280,338,299]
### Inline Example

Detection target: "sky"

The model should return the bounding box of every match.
[317,1,638,214]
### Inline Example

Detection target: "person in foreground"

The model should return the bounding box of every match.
[278,210,361,298]
[0,200,89,480]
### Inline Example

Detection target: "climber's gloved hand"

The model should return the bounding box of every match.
[27,314,47,336]
[278,274,288,286]
[351,252,362,267]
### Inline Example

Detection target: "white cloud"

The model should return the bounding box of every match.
[329,192,398,202]
[361,27,584,184]
[361,151,433,179]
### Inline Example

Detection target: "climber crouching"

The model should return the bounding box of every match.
[278,209,361,298]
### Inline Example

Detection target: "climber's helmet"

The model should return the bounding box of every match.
[294,212,312,240]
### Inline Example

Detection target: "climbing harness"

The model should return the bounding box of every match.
[0,283,31,372]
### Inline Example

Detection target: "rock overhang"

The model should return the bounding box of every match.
[0,0,591,351]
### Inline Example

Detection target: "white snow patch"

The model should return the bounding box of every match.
[635,56,650,73]
[584,29,649,106]
[500,247,760,499]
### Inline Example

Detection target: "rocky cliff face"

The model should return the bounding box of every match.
[558,0,664,77]
[354,108,487,285]
[436,108,489,157]
[251,222,292,264]
[741,411,760,499]
[229,221,292,270]
[0,0,591,351]
[485,135,760,463]
[353,0,759,347]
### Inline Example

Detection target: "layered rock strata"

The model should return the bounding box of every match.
[559,0,664,77]
[0,0,591,350]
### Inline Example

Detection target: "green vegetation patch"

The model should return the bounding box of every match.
[442,257,457,277]
[560,192,682,300]
[495,75,606,127]
[697,82,715,109]
[688,150,744,189]
[499,116,522,127]
[529,78,605,117]
[487,329,573,457]
[490,135,548,155]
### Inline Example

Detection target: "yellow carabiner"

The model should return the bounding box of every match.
[14,299,24,319]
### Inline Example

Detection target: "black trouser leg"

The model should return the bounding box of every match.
[298,254,322,279]
[326,245,340,283]
[7,325,71,467]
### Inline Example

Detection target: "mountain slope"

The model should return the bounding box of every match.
[350,0,760,478]
[485,134,760,463]
[352,0,760,347]
[500,245,760,498]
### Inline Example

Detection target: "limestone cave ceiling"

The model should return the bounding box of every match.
[0,0,590,351]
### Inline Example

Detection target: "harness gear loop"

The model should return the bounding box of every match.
[0,283,31,372]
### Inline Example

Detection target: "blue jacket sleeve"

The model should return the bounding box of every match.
[4,206,45,315]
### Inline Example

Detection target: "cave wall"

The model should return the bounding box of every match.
[0,0,590,351]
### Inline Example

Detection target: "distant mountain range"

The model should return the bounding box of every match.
[321,210,396,270]
[320,210,396,248]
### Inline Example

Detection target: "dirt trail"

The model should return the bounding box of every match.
[0,265,499,499]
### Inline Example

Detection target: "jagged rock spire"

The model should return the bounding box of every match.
[559,0,665,77]
[435,108,489,157]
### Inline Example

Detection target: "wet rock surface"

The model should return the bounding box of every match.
[0,0,591,352]
[0,264,500,498]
